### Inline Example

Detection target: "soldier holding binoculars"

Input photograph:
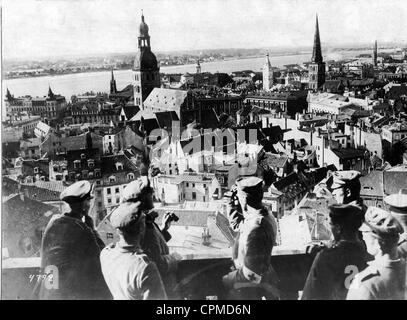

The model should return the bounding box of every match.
[120,176,182,299]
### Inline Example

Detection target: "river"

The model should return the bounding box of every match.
[2,49,375,103]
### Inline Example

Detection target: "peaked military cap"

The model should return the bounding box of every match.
[330,170,361,190]
[121,176,153,203]
[328,203,363,221]
[235,176,263,195]
[60,180,93,203]
[110,202,144,229]
[360,206,403,239]
[384,193,407,215]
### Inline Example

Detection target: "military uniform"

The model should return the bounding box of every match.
[39,181,111,300]
[302,204,369,300]
[384,193,407,260]
[224,177,279,300]
[100,201,167,300]
[100,243,167,300]
[302,239,369,300]
[121,178,179,298]
[347,207,406,300]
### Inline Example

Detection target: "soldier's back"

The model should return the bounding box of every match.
[347,259,406,300]
[100,244,166,300]
[302,240,368,300]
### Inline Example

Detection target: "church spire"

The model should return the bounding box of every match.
[311,14,323,63]
[48,86,55,99]
[110,69,117,94]
[6,88,13,101]
[373,40,378,66]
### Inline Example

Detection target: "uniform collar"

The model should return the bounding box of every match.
[368,256,403,268]
[117,241,144,254]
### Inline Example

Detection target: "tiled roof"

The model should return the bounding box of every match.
[154,208,210,227]
[383,165,407,195]
[155,111,179,129]
[2,142,20,159]
[360,170,384,198]
[22,159,50,178]
[387,85,407,100]
[3,194,58,258]
[259,153,288,169]
[331,148,365,159]
[144,88,189,112]
[20,138,41,149]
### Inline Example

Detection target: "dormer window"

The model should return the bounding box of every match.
[88,171,94,179]
[115,162,123,171]
[109,175,116,183]
[34,167,39,174]
[73,160,81,169]
[127,173,135,180]
[88,159,95,169]
[95,169,101,178]
[80,153,86,160]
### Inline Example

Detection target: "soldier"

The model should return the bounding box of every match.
[384,193,407,259]
[100,201,167,300]
[39,181,111,300]
[223,176,279,300]
[347,207,406,300]
[121,176,181,298]
[306,170,367,256]
[302,204,369,300]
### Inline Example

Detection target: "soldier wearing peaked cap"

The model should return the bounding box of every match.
[347,207,406,300]
[100,201,167,300]
[302,203,369,300]
[39,180,111,300]
[120,176,181,298]
[223,176,280,300]
[384,193,407,260]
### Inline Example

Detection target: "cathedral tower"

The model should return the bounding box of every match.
[308,15,325,91]
[133,11,160,109]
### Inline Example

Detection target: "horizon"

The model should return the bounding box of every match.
[2,0,407,60]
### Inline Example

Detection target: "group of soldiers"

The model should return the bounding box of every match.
[37,171,407,300]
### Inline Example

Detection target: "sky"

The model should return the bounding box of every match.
[2,0,407,60]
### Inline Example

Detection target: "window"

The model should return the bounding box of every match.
[192,192,196,200]
[95,169,101,177]
[186,183,189,187]
[107,233,114,240]
[107,188,111,195]
[96,180,101,186]
[74,160,81,169]
[34,167,39,174]
[192,183,195,188]
[53,165,59,172]
[127,173,135,180]
[88,171,94,179]
[97,202,102,207]
[116,197,120,204]
[88,160,95,169]
[80,153,86,159]
[109,176,116,183]
[115,187,119,194]
[107,198,112,204]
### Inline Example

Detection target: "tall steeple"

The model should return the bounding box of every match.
[311,14,323,63]
[110,69,117,94]
[373,40,378,66]
[6,88,13,101]
[308,14,326,91]
[48,86,55,99]
[263,52,274,91]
